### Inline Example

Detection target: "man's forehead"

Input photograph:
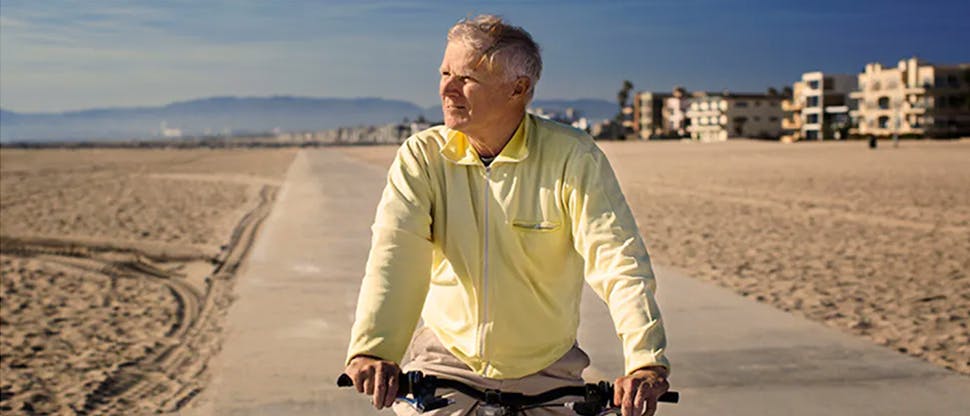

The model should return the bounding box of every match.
[441,42,490,73]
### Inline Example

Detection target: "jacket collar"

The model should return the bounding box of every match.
[441,114,531,165]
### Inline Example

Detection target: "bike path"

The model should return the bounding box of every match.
[189,148,969,415]
[579,266,970,415]
[185,148,387,415]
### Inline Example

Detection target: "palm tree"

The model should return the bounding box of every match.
[617,80,633,115]
[615,80,634,139]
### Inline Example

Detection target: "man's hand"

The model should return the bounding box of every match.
[613,366,670,416]
[344,355,401,409]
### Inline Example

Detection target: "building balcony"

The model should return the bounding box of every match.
[686,124,724,132]
[781,118,802,130]
[904,86,927,94]
[685,109,721,117]
[849,91,865,99]
[781,100,803,112]
[903,104,927,114]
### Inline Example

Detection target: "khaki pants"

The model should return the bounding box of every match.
[392,327,591,416]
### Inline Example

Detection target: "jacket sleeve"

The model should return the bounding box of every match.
[565,146,670,375]
[346,138,435,365]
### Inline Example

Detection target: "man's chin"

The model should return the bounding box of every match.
[443,117,467,130]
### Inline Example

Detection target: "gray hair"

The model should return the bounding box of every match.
[448,15,542,97]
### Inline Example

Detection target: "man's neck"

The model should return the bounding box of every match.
[465,111,525,158]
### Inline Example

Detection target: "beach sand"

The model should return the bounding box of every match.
[0,148,296,415]
[2,139,967,414]
[337,139,970,375]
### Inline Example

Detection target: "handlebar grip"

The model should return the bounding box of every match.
[658,391,679,403]
[336,373,414,395]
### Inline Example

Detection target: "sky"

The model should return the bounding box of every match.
[2,0,969,113]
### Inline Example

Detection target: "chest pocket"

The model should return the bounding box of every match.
[511,220,560,232]
[507,182,563,231]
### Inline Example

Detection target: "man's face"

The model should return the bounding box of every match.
[439,41,516,137]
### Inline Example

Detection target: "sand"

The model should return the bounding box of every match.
[0,148,296,415]
[2,139,967,415]
[602,140,970,375]
[337,139,970,375]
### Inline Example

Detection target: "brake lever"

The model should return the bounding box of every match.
[395,393,453,412]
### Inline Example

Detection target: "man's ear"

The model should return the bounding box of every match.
[511,76,531,99]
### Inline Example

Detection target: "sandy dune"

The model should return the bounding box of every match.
[0,148,296,415]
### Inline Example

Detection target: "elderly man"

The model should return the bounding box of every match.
[344,15,670,416]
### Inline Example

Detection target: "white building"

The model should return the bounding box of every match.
[633,92,670,139]
[661,88,692,138]
[530,107,590,132]
[849,57,970,138]
[159,121,183,138]
[686,93,784,141]
[782,72,857,141]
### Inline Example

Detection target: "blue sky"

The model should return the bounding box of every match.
[2,0,969,113]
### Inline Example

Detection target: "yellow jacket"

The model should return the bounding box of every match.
[347,114,669,379]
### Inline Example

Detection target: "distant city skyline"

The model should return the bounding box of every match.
[2,0,969,113]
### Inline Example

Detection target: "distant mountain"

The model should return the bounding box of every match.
[424,98,616,123]
[0,96,424,143]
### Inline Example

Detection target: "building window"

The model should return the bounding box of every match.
[770,116,779,122]
[948,75,959,88]
[871,81,880,91]
[878,116,890,129]
[753,116,761,122]
[808,80,820,89]
[950,95,965,108]
[806,130,819,140]
[807,114,819,124]
[878,96,890,110]
[806,96,820,107]
[735,101,748,108]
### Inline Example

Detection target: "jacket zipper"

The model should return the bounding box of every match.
[479,164,491,375]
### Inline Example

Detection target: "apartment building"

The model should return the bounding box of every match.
[633,91,670,139]
[781,72,857,141]
[849,57,970,138]
[661,87,692,137]
[686,93,784,141]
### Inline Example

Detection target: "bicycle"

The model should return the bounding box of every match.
[337,371,679,415]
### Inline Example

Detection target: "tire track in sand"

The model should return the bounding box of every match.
[0,185,279,414]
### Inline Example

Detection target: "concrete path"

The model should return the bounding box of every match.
[579,267,970,415]
[190,148,970,415]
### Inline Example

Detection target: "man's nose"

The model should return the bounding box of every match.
[440,76,461,96]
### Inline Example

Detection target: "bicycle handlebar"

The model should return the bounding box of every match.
[337,371,679,414]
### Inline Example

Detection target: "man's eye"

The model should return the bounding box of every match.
[440,72,471,83]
